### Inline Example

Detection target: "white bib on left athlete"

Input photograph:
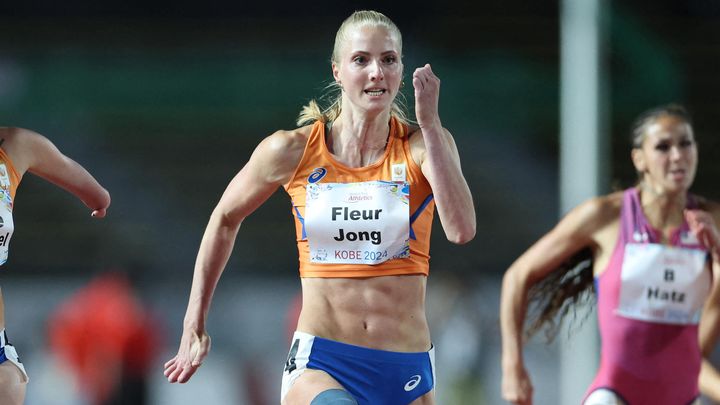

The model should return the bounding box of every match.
[616,243,709,325]
[0,164,14,266]
[304,181,409,265]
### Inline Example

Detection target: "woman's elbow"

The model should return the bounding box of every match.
[210,206,244,232]
[447,224,476,245]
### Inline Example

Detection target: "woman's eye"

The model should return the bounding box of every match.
[679,139,694,148]
[353,56,366,64]
[383,56,397,64]
[655,143,670,152]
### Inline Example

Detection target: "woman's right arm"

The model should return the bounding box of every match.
[2,127,111,217]
[164,129,307,383]
[500,197,611,405]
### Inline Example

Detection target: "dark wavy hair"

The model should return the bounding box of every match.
[524,247,595,342]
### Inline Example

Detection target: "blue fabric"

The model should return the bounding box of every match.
[409,194,433,240]
[0,347,7,365]
[307,337,433,405]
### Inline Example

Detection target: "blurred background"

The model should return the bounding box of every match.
[1,0,720,403]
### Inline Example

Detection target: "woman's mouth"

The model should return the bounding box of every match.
[669,169,686,180]
[364,89,386,96]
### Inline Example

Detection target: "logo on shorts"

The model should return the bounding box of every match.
[404,375,422,391]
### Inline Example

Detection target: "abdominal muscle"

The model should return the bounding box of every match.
[297,275,431,353]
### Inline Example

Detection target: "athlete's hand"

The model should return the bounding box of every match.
[502,364,533,405]
[412,64,441,130]
[164,328,211,383]
[686,209,720,261]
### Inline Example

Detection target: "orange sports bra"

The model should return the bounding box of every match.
[284,116,434,278]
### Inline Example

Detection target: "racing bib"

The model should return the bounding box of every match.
[616,243,709,325]
[305,181,409,265]
[0,164,13,265]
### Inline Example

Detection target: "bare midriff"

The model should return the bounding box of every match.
[297,274,430,353]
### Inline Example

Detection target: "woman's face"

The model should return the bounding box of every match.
[332,24,403,116]
[632,115,698,195]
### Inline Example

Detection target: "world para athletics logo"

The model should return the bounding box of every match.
[307,167,327,183]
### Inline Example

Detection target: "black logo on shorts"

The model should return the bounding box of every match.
[284,339,300,373]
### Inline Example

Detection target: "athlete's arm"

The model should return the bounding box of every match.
[500,196,614,405]
[409,64,475,245]
[2,127,110,218]
[688,204,720,401]
[164,128,307,384]
[698,259,720,401]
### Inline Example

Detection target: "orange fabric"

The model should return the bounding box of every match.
[0,147,21,201]
[284,117,434,278]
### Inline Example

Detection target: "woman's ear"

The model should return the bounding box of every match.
[631,148,646,173]
[332,63,340,83]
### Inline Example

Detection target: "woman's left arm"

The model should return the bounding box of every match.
[698,260,720,401]
[411,64,475,244]
[8,128,111,217]
[687,207,720,400]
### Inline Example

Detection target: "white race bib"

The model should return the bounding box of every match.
[0,164,13,266]
[616,243,709,324]
[305,181,409,265]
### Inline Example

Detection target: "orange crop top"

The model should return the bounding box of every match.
[284,116,434,278]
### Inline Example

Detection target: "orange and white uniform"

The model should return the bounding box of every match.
[0,147,20,266]
[284,117,434,278]
[0,147,27,382]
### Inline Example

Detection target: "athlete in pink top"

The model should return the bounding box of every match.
[500,104,720,404]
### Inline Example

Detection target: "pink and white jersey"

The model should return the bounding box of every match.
[586,188,711,405]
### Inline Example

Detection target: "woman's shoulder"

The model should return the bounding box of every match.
[576,191,623,215]
[253,124,317,176]
[256,124,313,159]
[0,127,46,175]
[267,124,315,149]
[0,126,34,143]
[566,191,623,231]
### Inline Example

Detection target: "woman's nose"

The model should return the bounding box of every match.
[369,60,384,81]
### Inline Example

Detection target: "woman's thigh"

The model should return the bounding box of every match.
[0,361,26,405]
[283,368,347,405]
[409,390,435,405]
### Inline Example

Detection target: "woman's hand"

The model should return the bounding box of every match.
[163,328,212,383]
[412,64,441,129]
[686,209,720,260]
[502,364,534,405]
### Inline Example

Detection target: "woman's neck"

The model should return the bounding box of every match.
[327,110,392,167]
[638,182,687,230]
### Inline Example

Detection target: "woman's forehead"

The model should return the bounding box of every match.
[645,116,693,140]
[342,25,401,52]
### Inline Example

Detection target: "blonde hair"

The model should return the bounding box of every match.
[296,10,411,126]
